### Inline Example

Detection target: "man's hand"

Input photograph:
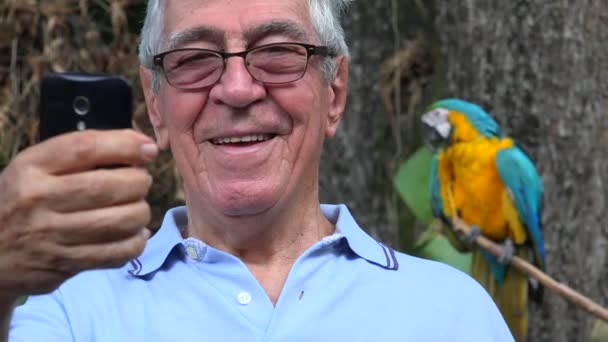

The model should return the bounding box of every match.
[0,130,158,302]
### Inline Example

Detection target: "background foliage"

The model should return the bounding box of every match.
[0,0,182,228]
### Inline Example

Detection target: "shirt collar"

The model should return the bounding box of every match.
[127,206,185,277]
[128,204,398,277]
[321,204,399,270]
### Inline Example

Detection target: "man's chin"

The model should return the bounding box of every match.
[201,176,286,218]
[215,195,277,218]
[219,206,272,219]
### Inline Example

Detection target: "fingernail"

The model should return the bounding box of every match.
[141,143,159,161]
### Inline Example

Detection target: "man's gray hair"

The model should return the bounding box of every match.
[138,0,352,91]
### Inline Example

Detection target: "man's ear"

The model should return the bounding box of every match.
[139,66,170,150]
[325,56,349,138]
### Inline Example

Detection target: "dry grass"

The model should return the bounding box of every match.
[0,0,183,228]
[377,39,435,166]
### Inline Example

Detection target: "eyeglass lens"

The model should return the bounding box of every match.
[161,44,310,89]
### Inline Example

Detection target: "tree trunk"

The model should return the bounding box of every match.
[321,0,437,250]
[435,1,608,341]
[320,1,402,245]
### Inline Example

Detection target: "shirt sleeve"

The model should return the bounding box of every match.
[9,292,75,342]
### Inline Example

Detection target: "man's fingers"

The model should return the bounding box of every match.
[0,130,158,299]
[52,200,151,245]
[47,167,153,212]
[16,129,158,174]
[0,200,151,295]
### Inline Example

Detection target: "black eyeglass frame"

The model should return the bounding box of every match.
[152,42,334,89]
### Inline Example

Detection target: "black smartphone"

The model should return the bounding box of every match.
[39,72,133,141]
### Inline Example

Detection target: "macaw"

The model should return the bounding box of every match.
[420,98,545,342]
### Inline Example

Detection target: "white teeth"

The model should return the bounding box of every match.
[212,134,273,145]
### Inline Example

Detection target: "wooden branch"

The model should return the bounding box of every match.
[451,217,608,323]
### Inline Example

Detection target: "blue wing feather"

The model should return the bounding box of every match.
[429,155,444,218]
[495,147,545,269]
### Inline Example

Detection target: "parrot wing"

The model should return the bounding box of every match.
[495,146,545,270]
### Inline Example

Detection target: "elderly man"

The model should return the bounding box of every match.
[1,0,512,341]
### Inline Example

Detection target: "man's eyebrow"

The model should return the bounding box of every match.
[244,20,311,43]
[164,20,310,51]
[166,26,225,50]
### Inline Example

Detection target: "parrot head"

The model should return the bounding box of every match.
[421,98,501,150]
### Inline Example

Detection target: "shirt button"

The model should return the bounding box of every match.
[237,292,252,305]
[185,246,198,259]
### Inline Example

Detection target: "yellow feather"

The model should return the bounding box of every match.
[438,111,531,341]
[436,112,525,243]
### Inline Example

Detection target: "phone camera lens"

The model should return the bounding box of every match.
[73,96,90,116]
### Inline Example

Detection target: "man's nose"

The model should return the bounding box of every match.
[209,57,266,108]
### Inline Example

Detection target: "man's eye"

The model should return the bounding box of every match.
[168,51,218,69]
[259,45,303,55]
[264,46,292,53]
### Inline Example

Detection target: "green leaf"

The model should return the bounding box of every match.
[413,228,472,273]
[393,147,434,224]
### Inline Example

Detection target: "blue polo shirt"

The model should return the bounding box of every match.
[10,204,512,341]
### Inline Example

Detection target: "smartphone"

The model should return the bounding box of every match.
[39,72,133,141]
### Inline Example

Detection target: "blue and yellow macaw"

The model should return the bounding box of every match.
[421,98,545,342]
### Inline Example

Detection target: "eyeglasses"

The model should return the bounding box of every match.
[153,42,333,90]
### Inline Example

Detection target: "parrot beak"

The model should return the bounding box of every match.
[421,121,443,149]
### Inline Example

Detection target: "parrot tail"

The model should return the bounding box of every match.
[472,248,529,342]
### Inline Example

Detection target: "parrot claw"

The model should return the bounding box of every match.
[461,225,481,247]
[498,239,515,265]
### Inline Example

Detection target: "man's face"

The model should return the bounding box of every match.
[141,0,348,219]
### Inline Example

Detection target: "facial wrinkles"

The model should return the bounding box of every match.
[171,1,312,42]
[166,20,311,52]
[195,85,323,218]
[182,5,319,144]
[277,74,327,193]
[163,0,329,215]
[163,3,322,136]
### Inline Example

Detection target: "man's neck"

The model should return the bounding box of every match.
[184,198,335,304]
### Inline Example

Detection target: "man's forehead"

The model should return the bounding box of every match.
[167,20,311,50]
[163,0,313,47]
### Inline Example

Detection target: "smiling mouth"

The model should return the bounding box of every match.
[210,134,276,146]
